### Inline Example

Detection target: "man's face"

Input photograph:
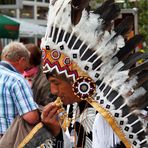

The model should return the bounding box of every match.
[48,76,81,105]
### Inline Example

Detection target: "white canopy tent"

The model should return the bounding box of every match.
[17,19,46,38]
[0,16,47,48]
[6,16,46,38]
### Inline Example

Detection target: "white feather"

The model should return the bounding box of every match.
[84,136,92,148]
[71,103,78,126]
[79,108,96,134]
[74,11,102,47]
[111,70,129,89]
[116,35,125,48]
[99,58,118,80]
[127,87,147,105]
[119,76,138,95]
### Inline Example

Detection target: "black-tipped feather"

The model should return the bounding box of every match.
[94,0,120,31]
[142,79,148,91]
[129,61,148,76]
[121,53,148,70]
[94,0,114,15]
[50,0,57,5]
[128,92,148,109]
[116,35,143,61]
[72,0,89,9]
[101,3,120,23]
[114,16,134,37]
[142,143,148,148]
[71,0,90,25]
[102,3,120,30]
[135,71,148,89]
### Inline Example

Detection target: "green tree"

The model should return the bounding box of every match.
[129,0,148,52]
[90,0,104,8]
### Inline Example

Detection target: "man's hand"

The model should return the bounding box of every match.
[41,102,61,136]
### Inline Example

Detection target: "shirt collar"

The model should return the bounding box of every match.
[0,61,19,73]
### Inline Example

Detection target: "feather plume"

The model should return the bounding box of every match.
[79,108,96,134]
[127,87,147,107]
[121,53,148,70]
[100,3,120,23]
[94,0,114,15]
[135,71,148,89]
[95,2,120,31]
[114,16,134,37]
[71,0,90,25]
[129,61,148,76]
[116,35,143,61]
[128,92,148,109]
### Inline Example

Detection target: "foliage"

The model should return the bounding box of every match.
[129,0,148,52]
[89,0,104,8]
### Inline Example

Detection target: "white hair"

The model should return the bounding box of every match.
[1,41,30,62]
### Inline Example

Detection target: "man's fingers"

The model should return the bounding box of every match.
[42,103,56,117]
[44,102,55,111]
[41,102,60,121]
[47,107,58,119]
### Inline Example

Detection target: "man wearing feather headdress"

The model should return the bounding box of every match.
[40,0,148,147]
[43,70,96,148]
[1,0,147,148]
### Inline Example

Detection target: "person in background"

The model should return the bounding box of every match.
[0,40,2,60]
[0,44,68,148]
[24,44,55,106]
[0,42,39,138]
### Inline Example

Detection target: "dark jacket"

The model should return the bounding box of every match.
[32,66,55,106]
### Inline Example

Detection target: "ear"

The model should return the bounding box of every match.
[19,57,29,69]
[19,57,26,64]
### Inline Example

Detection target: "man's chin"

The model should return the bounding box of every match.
[63,101,68,105]
[63,101,71,105]
[61,98,75,105]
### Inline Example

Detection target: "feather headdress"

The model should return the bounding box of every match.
[41,0,148,147]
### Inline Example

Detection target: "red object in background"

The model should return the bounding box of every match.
[137,42,143,49]
[4,25,19,31]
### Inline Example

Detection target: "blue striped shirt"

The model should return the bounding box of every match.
[0,61,38,134]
